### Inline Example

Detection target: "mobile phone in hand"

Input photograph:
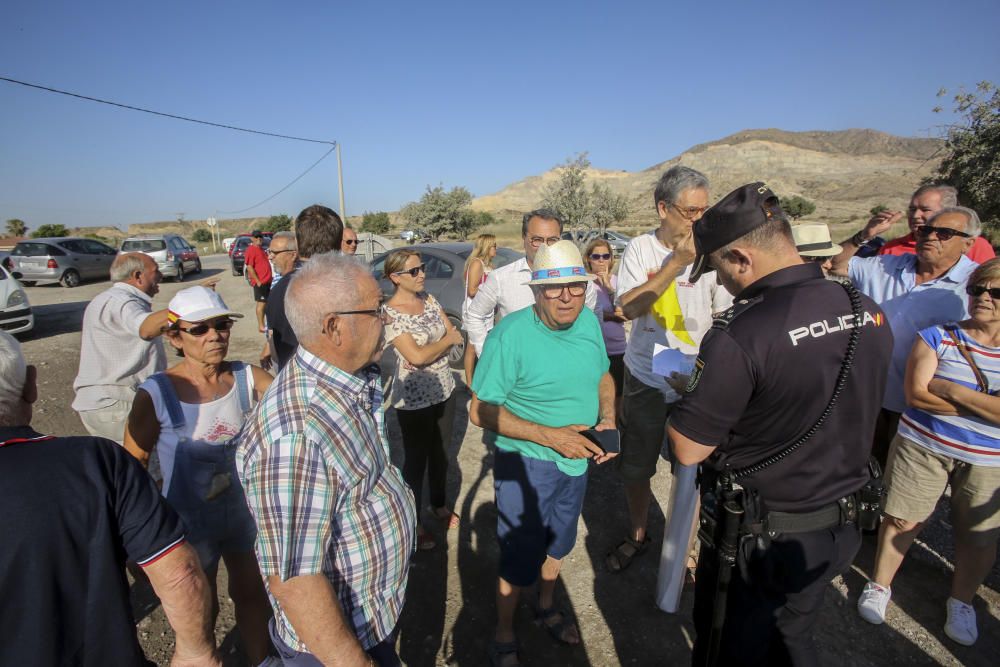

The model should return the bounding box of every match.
[580,428,620,454]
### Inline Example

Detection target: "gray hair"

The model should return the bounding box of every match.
[285,253,373,346]
[912,183,959,207]
[271,231,296,249]
[927,206,982,238]
[110,253,147,282]
[654,166,710,210]
[0,331,27,425]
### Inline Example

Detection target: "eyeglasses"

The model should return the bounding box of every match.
[527,236,561,248]
[541,282,587,299]
[671,203,709,221]
[967,285,1000,299]
[267,248,294,256]
[177,319,235,336]
[343,239,359,246]
[393,264,426,277]
[914,225,972,241]
[329,304,387,319]
[589,253,612,261]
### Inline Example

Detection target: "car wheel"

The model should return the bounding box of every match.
[232,264,240,276]
[446,315,467,370]
[175,263,185,282]
[194,259,202,274]
[60,269,81,288]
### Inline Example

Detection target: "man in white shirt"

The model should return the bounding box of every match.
[605,166,732,573]
[465,209,597,357]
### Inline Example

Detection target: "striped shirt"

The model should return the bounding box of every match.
[898,324,1000,466]
[236,348,416,653]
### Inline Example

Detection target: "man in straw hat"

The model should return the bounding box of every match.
[470,240,617,666]
[792,222,842,275]
[668,183,893,665]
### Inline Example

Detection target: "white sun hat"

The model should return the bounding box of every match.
[167,286,244,325]
[527,240,597,285]
[792,223,843,257]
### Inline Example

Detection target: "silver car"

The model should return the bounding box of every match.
[4,237,118,287]
[0,264,33,335]
[120,234,202,281]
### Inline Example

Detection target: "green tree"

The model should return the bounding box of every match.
[933,81,1000,240]
[5,219,27,237]
[780,195,816,220]
[400,185,477,240]
[540,153,592,230]
[192,228,213,243]
[590,183,631,234]
[361,211,391,234]
[261,214,293,233]
[869,204,889,217]
[31,223,69,238]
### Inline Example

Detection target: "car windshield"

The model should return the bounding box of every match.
[122,239,167,252]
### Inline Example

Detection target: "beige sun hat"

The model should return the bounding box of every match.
[792,223,843,257]
[527,240,596,285]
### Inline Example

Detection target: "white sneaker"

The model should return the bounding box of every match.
[944,597,978,646]
[857,581,891,625]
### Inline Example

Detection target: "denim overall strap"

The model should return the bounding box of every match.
[231,361,252,414]
[150,373,186,431]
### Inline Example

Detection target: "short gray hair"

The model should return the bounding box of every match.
[912,183,958,207]
[285,253,373,346]
[927,206,982,238]
[654,166,710,210]
[271,231,296,248]
[0,331,27,425]
[110,253,147,282]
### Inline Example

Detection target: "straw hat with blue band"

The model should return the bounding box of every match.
[527,240,597,286]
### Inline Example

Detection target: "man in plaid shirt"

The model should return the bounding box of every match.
[237,253,416,667]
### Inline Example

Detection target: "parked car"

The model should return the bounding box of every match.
[561,229,631,255]
[399,229,431,244]
[120,234,201,282]
[3,237,118,287]
[0,264,33,335]
[230,235,272,276]
[370,242,523,368]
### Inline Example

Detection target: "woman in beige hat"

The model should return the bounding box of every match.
[792,223,843,275]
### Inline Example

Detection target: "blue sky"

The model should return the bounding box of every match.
[2,0,998,230]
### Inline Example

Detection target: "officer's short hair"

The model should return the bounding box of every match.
[654,166,709,210]
[926,206,982,238]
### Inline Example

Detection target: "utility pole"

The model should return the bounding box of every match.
[336,142,346,221]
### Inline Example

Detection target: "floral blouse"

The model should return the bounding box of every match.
[383,294,456,410]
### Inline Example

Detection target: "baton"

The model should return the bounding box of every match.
[705,497,743,667]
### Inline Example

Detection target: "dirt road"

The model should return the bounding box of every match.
[17,254,999,666]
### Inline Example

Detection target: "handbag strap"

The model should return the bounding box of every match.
[944,325,989,393]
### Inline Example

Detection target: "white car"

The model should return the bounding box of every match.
[0,264,33,335]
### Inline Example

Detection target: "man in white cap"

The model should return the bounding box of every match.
[470,240,617,667]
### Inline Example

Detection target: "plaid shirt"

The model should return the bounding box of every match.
[236,348,416,652]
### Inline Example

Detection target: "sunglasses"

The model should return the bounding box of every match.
[589,253,612,260]
[177,319,235,336]
[393,264,426,277]
[967,285,1000,299]
[914,225,972,241]
[344,239,359,246]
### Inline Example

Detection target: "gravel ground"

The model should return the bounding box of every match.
[17,253,999,666]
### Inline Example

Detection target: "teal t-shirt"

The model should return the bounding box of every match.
[472,305,609,476]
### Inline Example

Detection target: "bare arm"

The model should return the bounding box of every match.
[668,424,717,466]
[390,306,464,367]
[619,233,695,321]
[465,272,500,355]
[124,389,162,467]
[903,337,960,415]
[267,574,375,667]
[829,210,901,277]
[466,259,485,298]
[929,379,1000,424]
[596,371,616,428]
[140,309,171,340]
[250,364,274,399]
[246,264,261,286]
[143,543,221,667]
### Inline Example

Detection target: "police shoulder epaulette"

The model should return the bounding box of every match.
[711,295,763,331]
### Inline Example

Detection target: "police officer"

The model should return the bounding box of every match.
[668,183,894,666]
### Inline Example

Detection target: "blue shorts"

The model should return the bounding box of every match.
[493,450,588,587]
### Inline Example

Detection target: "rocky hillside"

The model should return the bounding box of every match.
[471,129,944,227]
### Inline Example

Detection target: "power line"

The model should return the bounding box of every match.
[0,75,336,146]
[218,144,337,214]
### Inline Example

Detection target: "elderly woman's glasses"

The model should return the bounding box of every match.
[915,226,971,241]
[393,264,426,277]
[967,285,1000,299]
[541,282,587,299]
[178,319,235,336]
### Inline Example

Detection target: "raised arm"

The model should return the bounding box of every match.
[618,233,695,321]
[829,210,901,277]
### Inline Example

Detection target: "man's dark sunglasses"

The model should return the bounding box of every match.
[344,239,359,246]
[915,225,972,241]
[966,285,1000,299]
[178,319,235,336]
[589,253,612,260]
[393,264,426,277]
[267,248,294,255]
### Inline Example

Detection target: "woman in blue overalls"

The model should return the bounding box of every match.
[125,286,275,666]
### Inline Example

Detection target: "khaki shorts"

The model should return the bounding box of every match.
[884,434,1000,546]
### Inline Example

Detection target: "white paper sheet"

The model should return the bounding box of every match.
[652,344,697,377]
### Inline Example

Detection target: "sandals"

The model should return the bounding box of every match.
[535,607,580,645]
[604,535,652,573]
[488,639,520,666]
[433,507,460,529]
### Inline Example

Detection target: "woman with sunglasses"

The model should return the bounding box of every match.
[584,238,626,414]
[462,233,497,385]
[383,250,464,550]
[124,286,275,666]
[859,258,1000,646]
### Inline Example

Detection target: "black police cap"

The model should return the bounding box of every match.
[689,182,783,283]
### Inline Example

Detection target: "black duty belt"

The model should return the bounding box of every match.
[766,494,856,534]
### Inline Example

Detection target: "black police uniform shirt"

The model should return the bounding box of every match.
[265,266,299,369]
[671,263,894,513]
[0,427,186,666]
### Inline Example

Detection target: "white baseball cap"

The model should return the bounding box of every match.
[167,286,244,325]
